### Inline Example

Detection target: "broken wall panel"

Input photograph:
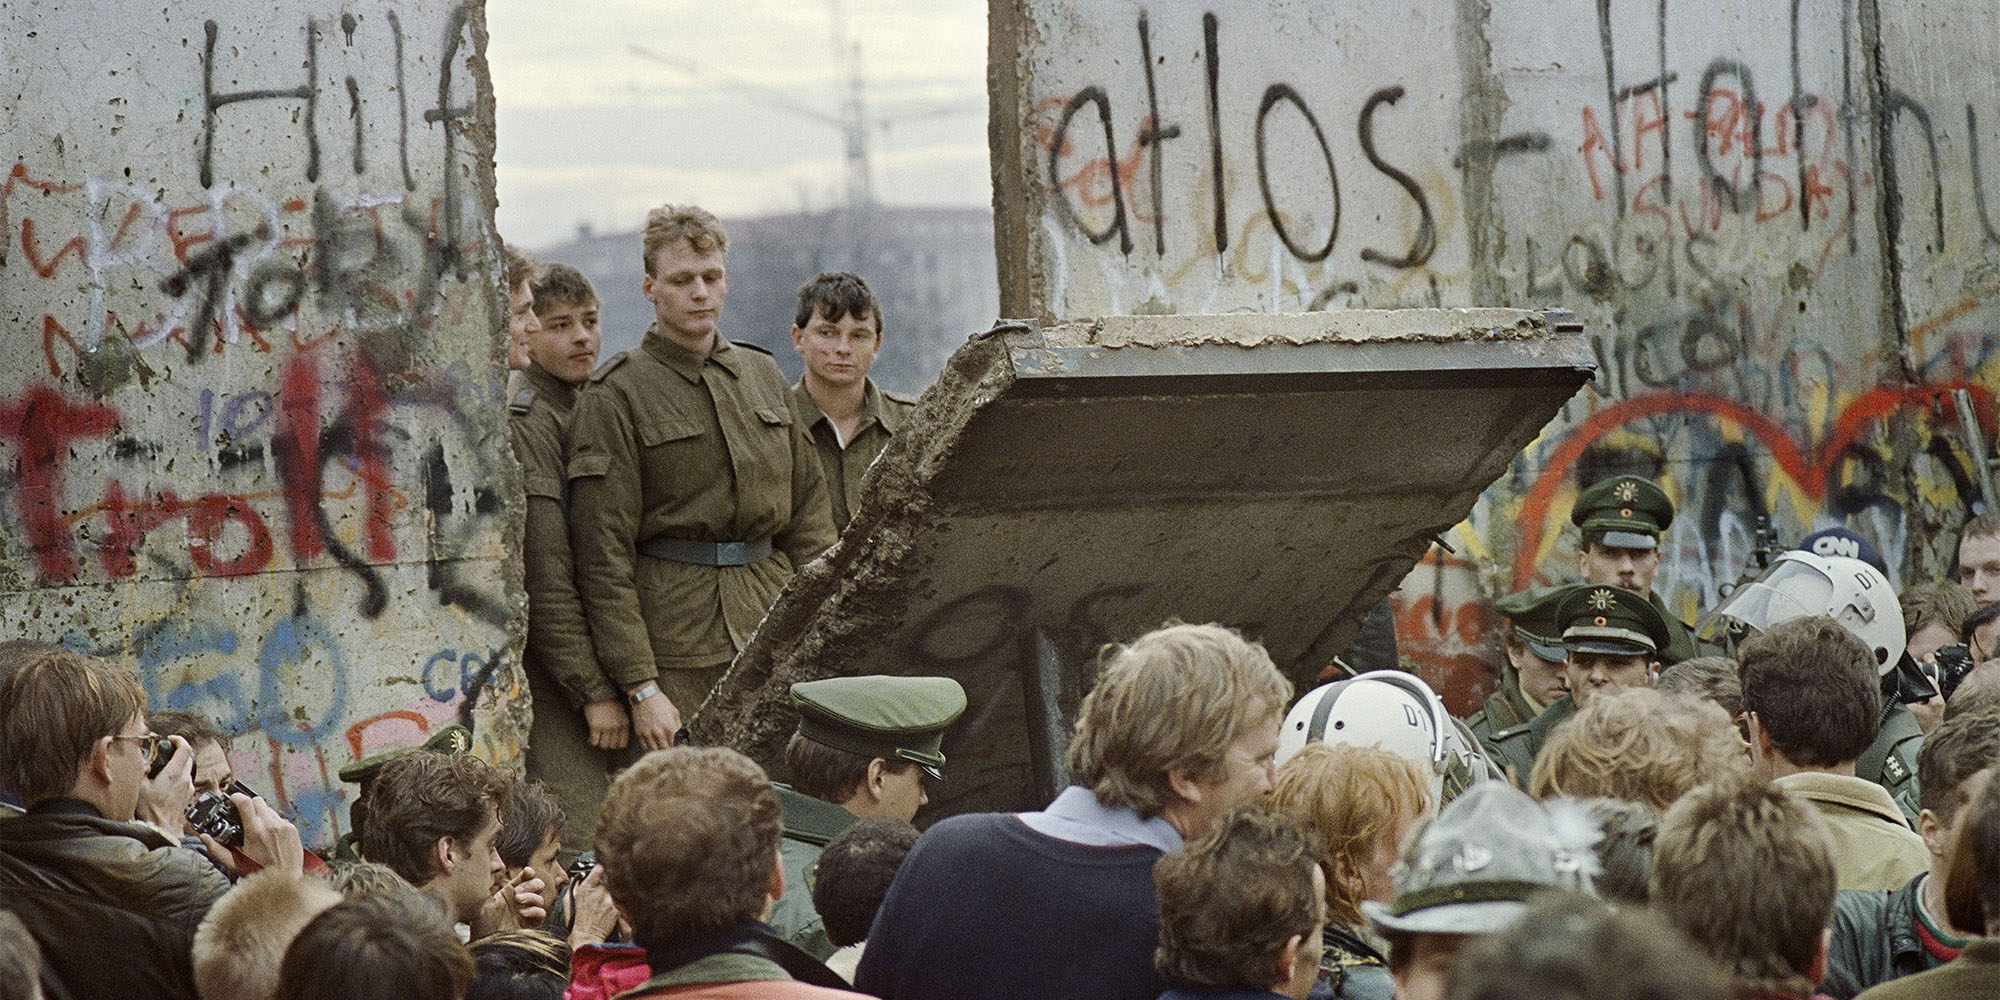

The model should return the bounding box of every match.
[991,0,2000,713]
[692,309,1591,816]
[0,1,519,847]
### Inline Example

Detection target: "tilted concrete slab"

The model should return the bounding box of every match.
[689,308,1593,817]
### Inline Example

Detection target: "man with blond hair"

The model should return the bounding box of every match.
[192,870,342,1000]
[595,746,861,997]
[567,203,836,753]
[855,622,1293,1000]
[1527,687,1746,812]
[1651,772,1838,1000]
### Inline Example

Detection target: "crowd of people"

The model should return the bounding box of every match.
[8,204,2000,1000]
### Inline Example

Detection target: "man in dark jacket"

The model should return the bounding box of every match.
[1824,706,2000,998]
[0,646,303,1000]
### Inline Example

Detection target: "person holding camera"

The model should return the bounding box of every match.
[0,646,303,1000]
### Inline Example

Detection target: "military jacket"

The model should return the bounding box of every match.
[787,379,917,529]
[511,365,622,703]
[1651,590,1703,665]
[1464,669,1539,747]
[1857,702,1925,827]
[1484,694,1577,787]
[566,332,837,675]
[767,784,858,960]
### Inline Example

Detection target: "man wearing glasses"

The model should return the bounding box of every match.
[0,646,303,1000]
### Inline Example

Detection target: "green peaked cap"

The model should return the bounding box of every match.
[337,724,473,786]
[1557,585,1671,656]
[791,675,968,781]
[1493,585,1583,662]
[1570,475,1674,549]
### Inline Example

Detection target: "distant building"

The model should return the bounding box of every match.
[537,206,999,397]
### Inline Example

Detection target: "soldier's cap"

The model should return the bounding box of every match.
[1798,526,1889,577]
[1363,781,1597,936]
[1570,475,1674,550]
[791,676,967,782]
[1558,585,1671,658]
[1493,585,1582,663]
[336,724,474,786]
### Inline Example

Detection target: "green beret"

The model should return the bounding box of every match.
[1493,585,1580,663]
[1570,475,1674,549]
[1558,586,1671,657]
[791,676,968,781]
[336,724,473,786]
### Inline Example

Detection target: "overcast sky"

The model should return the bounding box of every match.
[487,1,991,250]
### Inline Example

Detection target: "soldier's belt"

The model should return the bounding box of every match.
[638,535,773,567]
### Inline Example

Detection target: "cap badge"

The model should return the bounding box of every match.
[1456,843,1493,872]
[1619,507,1633,517]
[1614,481,1639,503]
[1588,588,1617,612]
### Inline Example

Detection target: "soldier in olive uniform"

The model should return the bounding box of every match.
[512,263,636,855]
[787,272,918,530]
[566,205,838,752]
[1572,475,1702,664]
[1486,585,1672,784]
[1466,585,1580,750]
[768,674,966,959]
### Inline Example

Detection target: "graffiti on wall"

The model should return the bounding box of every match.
[1003,0,2000,712]
[0,3,519,847]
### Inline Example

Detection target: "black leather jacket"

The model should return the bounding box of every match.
[1823,871,1928,1000]
[0,798,230,1000]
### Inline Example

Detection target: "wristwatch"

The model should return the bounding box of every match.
[627,681,661,706]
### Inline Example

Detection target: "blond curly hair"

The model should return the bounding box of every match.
[1529,687,1746,812]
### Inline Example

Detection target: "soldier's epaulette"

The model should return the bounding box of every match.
[508,384,535,415]
[731,339,775,356]
[1491,721,1534,741]
[590,349,633,382]
[1882,749,1913,785]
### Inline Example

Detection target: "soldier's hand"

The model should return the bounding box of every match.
[629,692,682,752]
[582,699,631,750]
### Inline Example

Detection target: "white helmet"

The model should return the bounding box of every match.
[1279,672,1499,804]
[1701,550,1905,673]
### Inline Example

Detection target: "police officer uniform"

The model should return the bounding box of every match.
[1484,586,1671,785]
[1571,475,1702,665]
[768,675,966,959]
[1466,585,1579,750]
[566,330,837,717]
[511,363,630,855]
[789,379,917,530]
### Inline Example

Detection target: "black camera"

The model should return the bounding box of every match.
[565,851,596,885]
[144,736,176,780]
[1934,644,1977,701]
[185,780,254,848]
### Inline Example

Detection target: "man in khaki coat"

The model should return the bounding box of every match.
[786,272,917,530]
[1741,616,1929,891]
[512,263,634,853]
[566,205,837,750]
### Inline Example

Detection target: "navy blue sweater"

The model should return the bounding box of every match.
[853,812,1166,1000]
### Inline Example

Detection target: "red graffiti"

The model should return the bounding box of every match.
[1512,382,1999,588]
[96,482,274,579]
[276,354,326,560]
[343,357,397,563]
[0,385,121,582]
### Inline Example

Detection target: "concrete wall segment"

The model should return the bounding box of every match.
[994,0,2000,713]
[0,0,520,848]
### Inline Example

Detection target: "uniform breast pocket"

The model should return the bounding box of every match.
[637,417,705,450]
